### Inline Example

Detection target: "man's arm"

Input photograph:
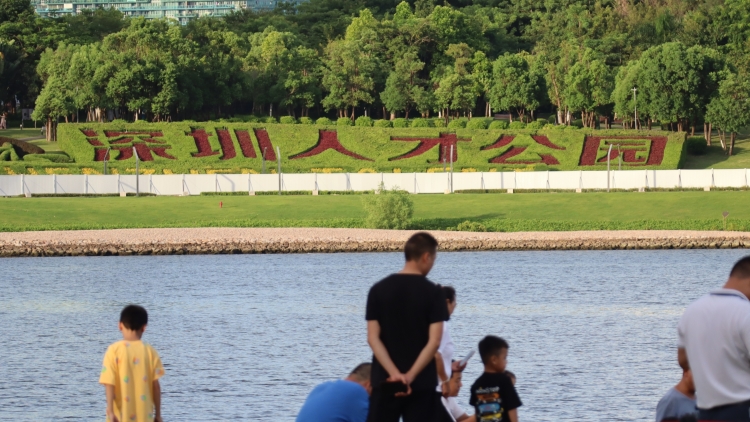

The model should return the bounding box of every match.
[105,384,120,422]
[507,408,518,422]
[406,321,443,384]
[367,320,401,380]
[153,379,162,422]
[435,351,450,396]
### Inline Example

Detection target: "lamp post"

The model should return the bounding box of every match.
[632,87,638,130]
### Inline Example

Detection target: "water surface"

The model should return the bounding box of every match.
[0,250,744,421]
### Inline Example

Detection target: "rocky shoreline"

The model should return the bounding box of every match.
[0,228,749,257]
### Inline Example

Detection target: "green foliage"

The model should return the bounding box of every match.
[316,117,333,125]
[489,120,508,130]
[571,119,584,128]
[433,119,447,128]
[279,116,297,124]
[526,120,544,130]
[337,117,354,126]
[509,121,526,129]
[362,183,414,229]
[410,118,431,128]
[299,117,314,125]
[263,117,278,124]
[454,220,487,232]
[392,118,408,128]
[448,119,466,128]
[466,118,489,129]
[686,136,708,155]
[355,116,374,127]
[374,119,392,128]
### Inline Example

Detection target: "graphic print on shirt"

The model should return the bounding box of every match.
[476,386,504,422]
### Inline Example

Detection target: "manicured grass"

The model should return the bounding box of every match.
[27,139,63,152]
[0,128,44,140]
[683,129,750,169]
[1,191,749,232]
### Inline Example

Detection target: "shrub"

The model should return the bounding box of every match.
[392,118,409,128]
[410,118,431,128]
[509,121,526,129]
[263,116,277,124]
[571,119,584,128]
[547,115,557,124]
[299,117,314,125]
[374,119,392,128]
[337,117,354,126]
[489,120,509,130]
[455,220,487,232]
[23,153,73,163]
[111,119,127,125]
[526,120,544,130]
[362,183,414,229]
[316,117,333,125]
[686,136,708,155]
[466,118,489,129]
[279,116,296,124]
[245,116,260,123]
[433,118,446,128]
[355,116,374,127]
[448,119,466,129]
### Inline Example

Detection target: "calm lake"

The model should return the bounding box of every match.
[0,249,746,421]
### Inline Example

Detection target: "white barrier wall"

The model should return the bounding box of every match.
[1,169,749,196]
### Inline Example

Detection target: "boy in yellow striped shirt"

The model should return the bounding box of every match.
[99,305,165,422]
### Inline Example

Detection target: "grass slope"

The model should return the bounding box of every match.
[0,191,747,232]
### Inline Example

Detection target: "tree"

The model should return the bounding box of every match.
[706,74,750,155]
[380,50,427,119]
[433,43,475,119]
[564,48,613,128]
[489,53,544,122]
[471,51,492,117]
[611,60,642,129]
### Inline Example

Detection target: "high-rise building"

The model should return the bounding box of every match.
[33,0,294,24]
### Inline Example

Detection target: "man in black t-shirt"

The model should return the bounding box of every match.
[469,336,522,422]
[365,232,448,422]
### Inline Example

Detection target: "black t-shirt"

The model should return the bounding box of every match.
[469,372,522,422]
[365,273,448,391]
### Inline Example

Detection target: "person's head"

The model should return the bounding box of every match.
[479,335,509,373]
[439,285,457,316]
[347,363,372,395]
[448,369,463,397]
[119,304,148,338]
[505,370,516,385]
[404,232,438,275]
[726,256,750,299]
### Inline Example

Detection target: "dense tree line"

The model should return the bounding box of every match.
[0,0,749,151]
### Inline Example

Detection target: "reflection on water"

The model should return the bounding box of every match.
[0,249,745,421]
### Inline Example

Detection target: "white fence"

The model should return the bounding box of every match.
[0,169,746,196]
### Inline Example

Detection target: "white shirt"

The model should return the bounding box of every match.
[441,396,466,421]
[678,288,750,409]
[437,321,455,392]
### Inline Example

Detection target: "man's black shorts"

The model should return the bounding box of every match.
[367,388,442,422]
[699,399,750,422]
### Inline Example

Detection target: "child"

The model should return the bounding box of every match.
[441,370,474,422]
[469,336,521,422]
[99,305,165,422]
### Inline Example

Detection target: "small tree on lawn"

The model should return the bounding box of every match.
[705,73,750,155]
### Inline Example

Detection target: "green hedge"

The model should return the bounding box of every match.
[41,123,687,175]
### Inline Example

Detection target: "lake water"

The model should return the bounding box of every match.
[1,249,747,421]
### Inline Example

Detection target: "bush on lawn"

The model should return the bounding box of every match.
[509,121,526,129]
[279,116,296,124]
[455,220,487,232]
[337,117,354,126]
[410,118,431,128]
[448,119,466,129]
[686,136,708,155]
[299,117,314,125]
[362,183,413,229]
[466,118,489,129]
[263,117,277,124]
[392,118,409,128]
[316,117,333,125]
[571,119,584,128]
[433,118,446,127]
[489,120,509,130]
[374,119,392,128]
[355,116,374,127]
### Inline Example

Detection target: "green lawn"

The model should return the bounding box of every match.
[0,128,45,140]
[1,191,749,232]
[683,130,750,169]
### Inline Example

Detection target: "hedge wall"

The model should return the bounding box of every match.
[4,123,685,175]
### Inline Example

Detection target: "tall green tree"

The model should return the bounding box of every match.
[706,74,750,155]
[489,52,544,122]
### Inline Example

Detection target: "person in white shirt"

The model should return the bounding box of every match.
[436,286,466,397]
[678,256,750,421]
[441,370,474,422]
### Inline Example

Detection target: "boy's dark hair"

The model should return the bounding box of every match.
[404,232,438,261]
[440,285,456,303]
[730,256,750,279]
[120,304,148,331]
[349,363,372,381]
[478,335,509,364]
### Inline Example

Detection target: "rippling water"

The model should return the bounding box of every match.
[0,249,746,421]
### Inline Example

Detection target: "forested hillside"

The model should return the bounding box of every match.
[0,0,748,147]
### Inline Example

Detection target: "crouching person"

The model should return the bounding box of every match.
[296,363,372,422]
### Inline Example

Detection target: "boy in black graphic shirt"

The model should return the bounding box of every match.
[469,336,521,422]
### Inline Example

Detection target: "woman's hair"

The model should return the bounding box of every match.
[438,285,456,303]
